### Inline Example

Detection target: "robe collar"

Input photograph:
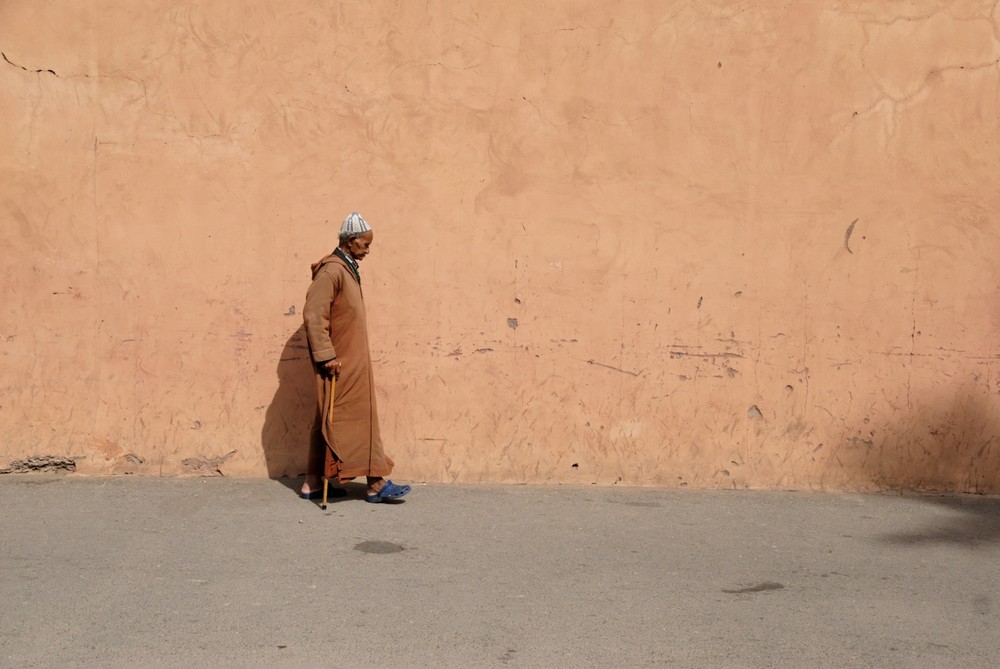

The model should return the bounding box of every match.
[334,247,361,286]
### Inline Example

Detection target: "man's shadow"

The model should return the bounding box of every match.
[261,326,359,503]
[261,326,315,495]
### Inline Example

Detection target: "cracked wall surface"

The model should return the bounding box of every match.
[2,1,999,490]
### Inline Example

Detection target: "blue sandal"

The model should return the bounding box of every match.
[366,480,411,503]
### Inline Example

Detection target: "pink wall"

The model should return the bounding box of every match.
[2,2,1000,490]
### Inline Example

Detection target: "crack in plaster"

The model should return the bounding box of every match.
[849,5,1000,151]
[1,51,58,76]
[837,1,997,27]
[468,33,516,51]
[861,57,1000,106]
[847,28,1000,150]
[525,20,615,37]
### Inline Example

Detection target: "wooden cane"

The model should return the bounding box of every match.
[321,374,336,510]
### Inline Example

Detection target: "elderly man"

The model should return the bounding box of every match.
[299,212,410,504]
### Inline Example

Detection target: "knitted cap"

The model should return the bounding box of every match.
[340,212,371,238]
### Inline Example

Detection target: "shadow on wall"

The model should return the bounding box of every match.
[261,326,315,492]
[855,382,1000,493]
[856,380,1000,546]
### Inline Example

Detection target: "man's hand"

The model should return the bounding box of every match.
[320,358,342,378]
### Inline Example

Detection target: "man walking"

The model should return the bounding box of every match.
[300,212,410,503]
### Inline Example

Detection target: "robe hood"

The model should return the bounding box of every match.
[311,252,341,279]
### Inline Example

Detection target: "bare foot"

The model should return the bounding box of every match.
[367,477,384,496]
[300,476,322,495]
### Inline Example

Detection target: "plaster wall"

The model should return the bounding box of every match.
[2,1,1000,490]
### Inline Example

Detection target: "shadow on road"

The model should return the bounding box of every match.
[880,494,1000,546]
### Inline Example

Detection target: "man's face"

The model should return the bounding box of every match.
[347,231,374,261]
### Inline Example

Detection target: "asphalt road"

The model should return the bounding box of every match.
[2,476,999,668]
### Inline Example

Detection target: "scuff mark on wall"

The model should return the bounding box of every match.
[586,359,641,376]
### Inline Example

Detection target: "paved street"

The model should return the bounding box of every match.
[2,476,999,668]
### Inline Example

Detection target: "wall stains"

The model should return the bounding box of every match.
[181,450,237,476]
[0,455,76,474]
[3,2,1000,491]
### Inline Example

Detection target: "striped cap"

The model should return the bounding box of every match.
[339,212,371,238]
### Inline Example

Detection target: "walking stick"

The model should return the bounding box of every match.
[321,375,335,510]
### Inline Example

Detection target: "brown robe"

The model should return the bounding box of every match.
[302,249,393,481]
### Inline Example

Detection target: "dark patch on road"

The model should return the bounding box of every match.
[607,498,663,508]
[354,540,404,554]
[722,581,785,594]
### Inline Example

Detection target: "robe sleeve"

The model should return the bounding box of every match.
[303,268,339,362]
